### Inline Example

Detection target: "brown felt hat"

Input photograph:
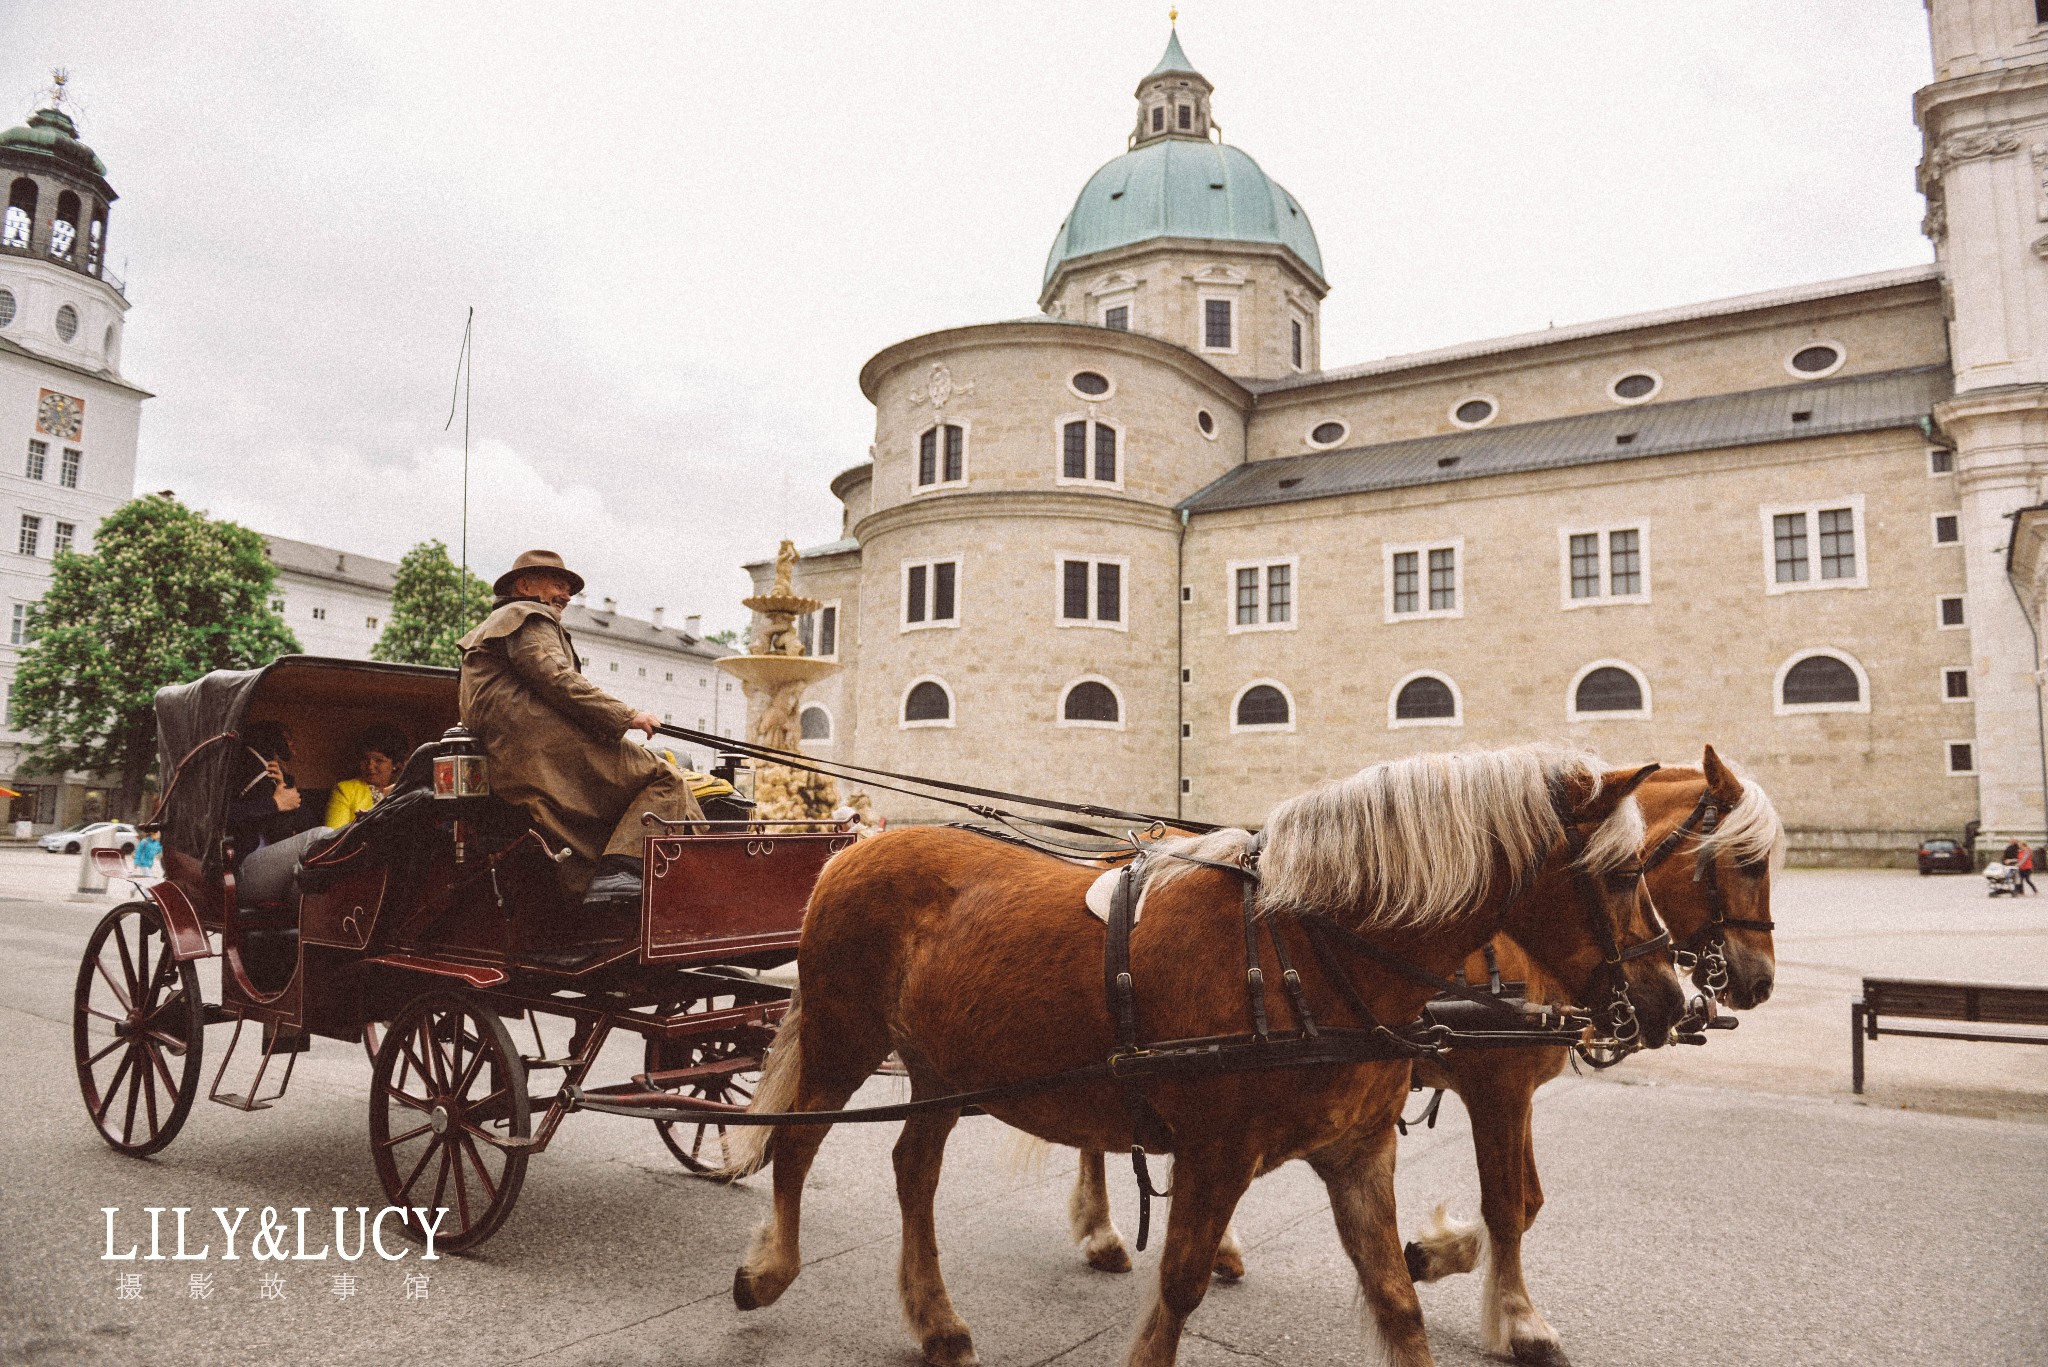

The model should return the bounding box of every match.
[494,549,586,598]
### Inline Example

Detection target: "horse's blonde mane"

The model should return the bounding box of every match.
[1702,759,1786,873]
[1145,744,1642,931]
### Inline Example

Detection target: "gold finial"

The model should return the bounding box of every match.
[42,68,72,113]
[1169,7,1178,22]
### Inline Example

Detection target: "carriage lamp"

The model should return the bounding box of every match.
[713,753,756,803]
[433,726,491,800]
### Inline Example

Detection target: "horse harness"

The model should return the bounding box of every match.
[1640,789,1775,999]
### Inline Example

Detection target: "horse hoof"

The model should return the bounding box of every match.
[1086,1243,1132,1274]
[732,1267,766,1311]
[922,1331,979,1367]
[1511,1338,1571,1367]
[1212,1249,1245,1282]
[1403,1240,1429,1283]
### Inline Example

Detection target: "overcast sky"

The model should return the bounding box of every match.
[4,2,1935,632]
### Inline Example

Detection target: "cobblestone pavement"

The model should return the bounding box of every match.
[1,865,2042,1367]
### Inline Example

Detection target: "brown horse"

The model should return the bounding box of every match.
[1067,746,1782,1365]
[721,745,1687,1367]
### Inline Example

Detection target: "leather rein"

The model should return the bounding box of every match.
[1639,789,1776,999]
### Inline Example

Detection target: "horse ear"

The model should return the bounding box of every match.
[1612,762,1660,803]
[1701,744,1742,799]
[1575,763,1660,822]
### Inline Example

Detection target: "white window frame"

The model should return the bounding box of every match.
[1226,556,1299,634]
[1289,312,1308,372]
[798,599,842,661]
[1927,447,1955,477]
[1053,415,1126,491]
[1931,512,1961,547]
[1098,297,1134,332]
[1448,395,1498,429]
[1565,659,1654,723]
[1384,539,1464,622]
[1054,554,1130,631]
[901,557,962,632]
[1387,669,1463,730]
[1937,594,1967,630]
[1941,666,1971,703]
[1229,678,1297,735]
[899,675,956,730]
[1945,740,1978,776]
[1784,340,1847,380]
[1606,369,1664,405]
[798,702,835,745]
[1056,674,1126,731]
[1558,523,1651,609]
[909,420,971,495]
[1198,294,1237,356]
[1066,369,1117,402]
[1195,408,1218,441]
[1760,497,1867,595]
[1304,419,1349,450]
[1773,647,1871,716]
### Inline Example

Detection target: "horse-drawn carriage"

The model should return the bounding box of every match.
[72,654,848,1250]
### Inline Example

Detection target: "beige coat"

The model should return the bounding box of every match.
[458,600,701,889]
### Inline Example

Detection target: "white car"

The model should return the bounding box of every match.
[38,822,139,855]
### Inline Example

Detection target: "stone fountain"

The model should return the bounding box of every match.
[720,539,847,821]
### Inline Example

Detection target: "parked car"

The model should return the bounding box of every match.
[1917,837,1975,875]
[38,822,138,855]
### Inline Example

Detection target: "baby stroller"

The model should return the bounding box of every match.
[1984,861,2022,897]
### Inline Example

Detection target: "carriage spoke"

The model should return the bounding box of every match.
[449,1135,474,1228]
[120,1046,143,1145]
[134,924,152,1008]
[94,1049,135,1124]
[384,1086,435,1116]
[94,953,134,1015]
[430,1140,453,1217]
[144,1038,179,1097]
[399,1032,436,1093]
[86,1034,126,1067]
[378,1120,434,1151]
[83,1004,126,1025]
[113,920,138,997]
[457,1132,499,1203]
[140,1048,162,1134]
[396,1134,444,1203]
[450,1042,488,1104]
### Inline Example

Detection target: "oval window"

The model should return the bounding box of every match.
[1611,373,1658,401]
[1394,676,1457,720]
[1235,684,1291,727]
[1453,398,1495,426]
[1310,421,1347,446]
[1070,370,1110,397]
[1063,680,1120,724]
[1574,666,1644,713]
[1197,409,1215,436]
[1790,345,1841,375]
[0,287,15,328]
[904,681,952,723]
[54,303,78,342]
[1781,655,1859,705]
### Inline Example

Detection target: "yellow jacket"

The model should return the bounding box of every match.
[324,779,384,828]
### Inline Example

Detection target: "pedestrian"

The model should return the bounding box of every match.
[133,825,161,878]
[2019,842,2037,895]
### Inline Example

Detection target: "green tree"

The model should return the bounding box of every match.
[371,539,492,669]
[13,494,300,819]
[705,627,742,648]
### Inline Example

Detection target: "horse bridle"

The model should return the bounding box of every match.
[1545,778,1670,1054]
[1640,789,1776,1000]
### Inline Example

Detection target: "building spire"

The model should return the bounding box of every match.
[1133,22,1214,146]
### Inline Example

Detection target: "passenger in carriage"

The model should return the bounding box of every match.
[227,720,335,905]
[457,550,704,908]
[323,723,409,827]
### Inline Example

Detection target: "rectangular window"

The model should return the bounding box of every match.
[1608,529,1641,595]
[311,607,326,620]
[818,604,836,657]
[1064,560,1090,620]
[1063,421,1087,479]
[1058,420,1121,487]
[53,521,73,555]
[366,615,379,630]
[1392,551,1419,614]
[24,440,45,480]
[906,564,927,623]
[919,429,937,487]
[944,425,963,483]
[1228,557,1299,632]
[1947,741,1976,776]
[59,448,79,488]
[10,603,26,645]
[1103,305,1129,332]
[916,425,965,489]
[1058,556,1128,628]
[932,561,955,619]
[1203,298,1233,350]
[1569,533,1601,599]
[1944,668,1971,700]
[1387,541,1462,620]
[1928,448,1954,475]
[904,558,959,628]
[1152,106,1164,132]
[1764,499,1865,593]
[16,515,39,556]
[1094,424,1116,482]
[1178,104,1191,129]
[1939,595,1965,627]
[1096,562,1121,622]
[1933,514,1960,545]
[1290,318,1303,369]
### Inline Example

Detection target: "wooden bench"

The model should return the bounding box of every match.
[1852,977,2048,1093]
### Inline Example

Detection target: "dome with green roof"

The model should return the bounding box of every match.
[1041,31,1322,293]
[0,107,111,187]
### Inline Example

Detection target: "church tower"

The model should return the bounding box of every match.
[1917,2,2048,844]
[1040,25,1329,382]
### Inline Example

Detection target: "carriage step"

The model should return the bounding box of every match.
[522,1055,579,1070]
[211,1092,276,1112]
[494,1135,546,1152]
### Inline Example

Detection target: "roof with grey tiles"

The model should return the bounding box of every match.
[1180,364,1951,515]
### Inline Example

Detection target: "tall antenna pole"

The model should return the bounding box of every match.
[444,307,474,578]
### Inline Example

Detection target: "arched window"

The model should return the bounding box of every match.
[1575,667,1643,712]
[916,424,965,489]
[50,190,79,260]
[87,208,105,272]
[1391,672,1459,726]
[1777,651,1866,714]
[1060,678,1122,728]
[902,678,953,727]
[799,705,832,741]
[3,178,36,250]
[1232,681,1293,731]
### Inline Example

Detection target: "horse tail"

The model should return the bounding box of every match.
[714,987,803,1181]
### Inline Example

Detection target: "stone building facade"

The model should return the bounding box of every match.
[750,7,2047,860]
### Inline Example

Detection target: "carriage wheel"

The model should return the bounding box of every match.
[369,990,530,1253]
[74,900,207,1156]
[645,1026,760,1175]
